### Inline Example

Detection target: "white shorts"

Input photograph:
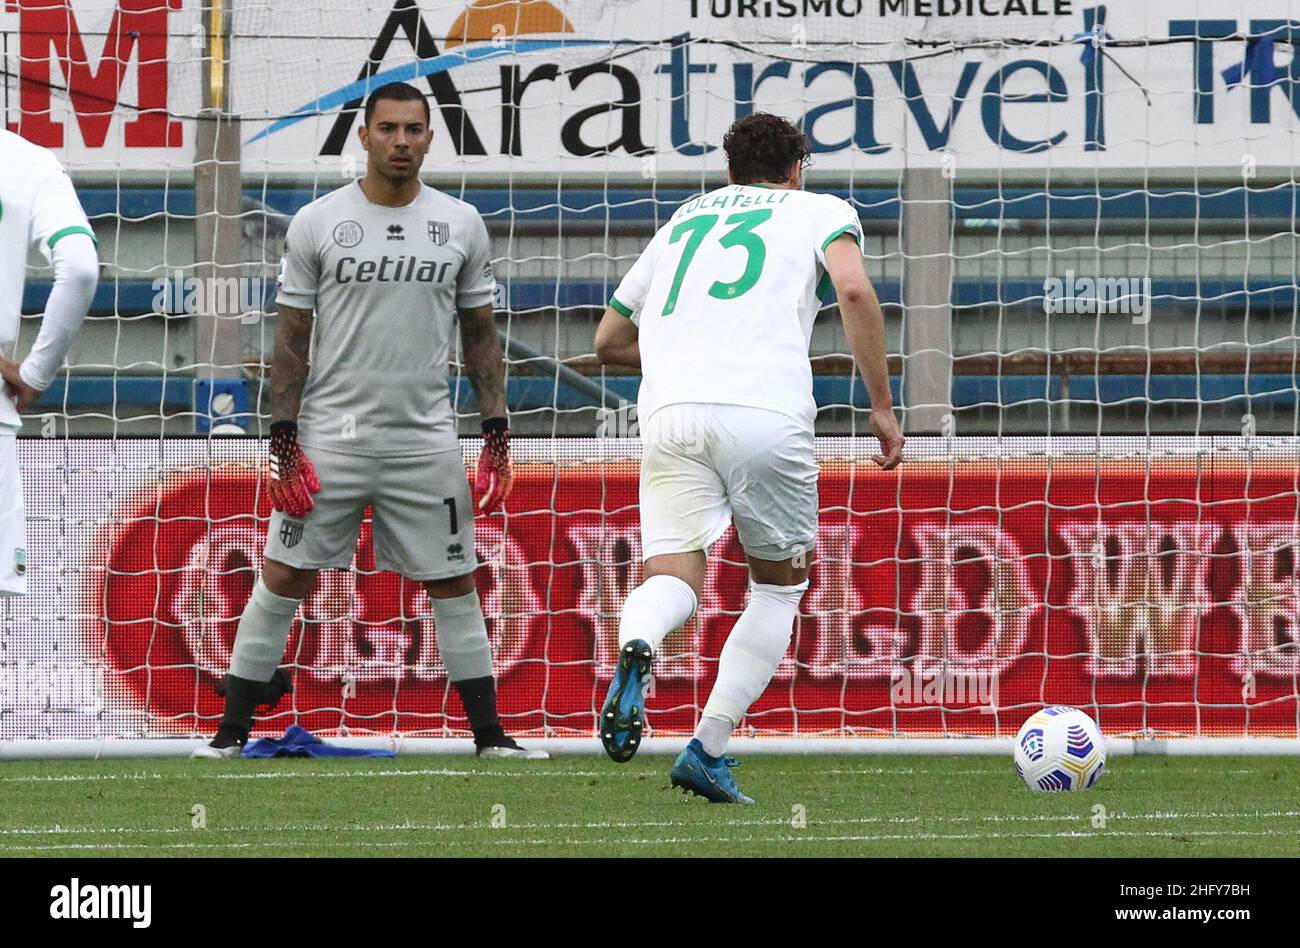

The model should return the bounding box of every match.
[639,403,819,563]
[264,444,479,580]
[0,434,26,596]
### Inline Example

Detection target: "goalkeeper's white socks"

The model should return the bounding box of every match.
[430,588,494,681]
[696,579,807,758]
[432,589,551,759]
[228,578,302,682]
[200,578,301,755]
[617,573,698,653]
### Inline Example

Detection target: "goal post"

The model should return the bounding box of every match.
[2,0,1299,755]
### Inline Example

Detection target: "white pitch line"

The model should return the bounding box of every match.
[0,839,471,853]
[0,768,979,782]
[0,842,259,853]
[0,767,609,784]
[774,767,1280,777]
[0,764,1286,785]
[0,765,1059,784]
[466,828,1292,845]
[207,768,612,781]
[205,769,611,781]
[940,809,1300,823]
[0,772,168,783]
[0,827,1289,854]
[781,828,1289,844]
[2,809,1298,840]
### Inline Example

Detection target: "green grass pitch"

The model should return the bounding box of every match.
[2,755,1298,857]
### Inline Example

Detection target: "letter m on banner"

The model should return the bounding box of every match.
[5,0,183,148]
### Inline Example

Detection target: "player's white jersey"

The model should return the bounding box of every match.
[610,184,864,430]
[0,130,95,433]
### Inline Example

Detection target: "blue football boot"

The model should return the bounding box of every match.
[600,638,652,763]
[670,738,755,804]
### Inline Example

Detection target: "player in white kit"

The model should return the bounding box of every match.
[594,113,903,802]
[0,130,99,597]
[194,83,544,759]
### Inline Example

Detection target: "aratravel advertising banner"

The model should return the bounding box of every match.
[2,0,1297,175]
[2,436,1298,742]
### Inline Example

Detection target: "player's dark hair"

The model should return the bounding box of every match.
[363,82,431,127]
[722,113,811,185]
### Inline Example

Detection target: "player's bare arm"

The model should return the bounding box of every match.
[266,303,320,517]
[825,234,904,471]
[458,303,507,419]
[594,307,640,368]
[270,303,314,423]
[460,303,514,512]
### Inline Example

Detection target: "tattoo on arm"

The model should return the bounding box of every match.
[271,304,314,423]
[459,304,507,419]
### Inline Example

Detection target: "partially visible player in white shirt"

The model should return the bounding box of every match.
[594,113,903,803]
[0,129,99,596]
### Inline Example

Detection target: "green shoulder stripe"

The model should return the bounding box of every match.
[821,223,861,253]
[48,225,97,250]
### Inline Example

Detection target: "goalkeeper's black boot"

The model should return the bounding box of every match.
[600,639,653,763]
[454,675,550,759]
[191,669,292,759]
[474,727,551,760]
[191,722,248,760]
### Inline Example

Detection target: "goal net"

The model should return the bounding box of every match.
[3,0,1299,751]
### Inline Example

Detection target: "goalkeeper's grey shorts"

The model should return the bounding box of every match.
[263,443,479,580]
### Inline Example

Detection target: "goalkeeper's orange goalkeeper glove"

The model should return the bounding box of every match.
[267,420,320,518]
[475,417,514,514]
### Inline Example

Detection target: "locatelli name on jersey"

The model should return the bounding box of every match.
[334,255,455,285]
[675,188,791,219]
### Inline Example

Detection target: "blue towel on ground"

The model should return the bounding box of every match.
[240,725,396,759]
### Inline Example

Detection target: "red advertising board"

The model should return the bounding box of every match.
[90,455,1300,739]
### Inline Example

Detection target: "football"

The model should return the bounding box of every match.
[1014,706,1107,792]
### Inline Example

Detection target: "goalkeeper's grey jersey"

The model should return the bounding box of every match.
[275,180,496,457]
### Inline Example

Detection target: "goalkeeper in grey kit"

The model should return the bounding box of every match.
[195,82,544,759]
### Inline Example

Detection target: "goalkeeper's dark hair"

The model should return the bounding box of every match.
[722,113,811,186]
[363,82,431,127]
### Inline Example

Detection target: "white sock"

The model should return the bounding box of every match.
[699,580,807,754]
[617,574,698,653]
[229,578,302,681]
[695,714,732,758]
[431,589,494,682]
